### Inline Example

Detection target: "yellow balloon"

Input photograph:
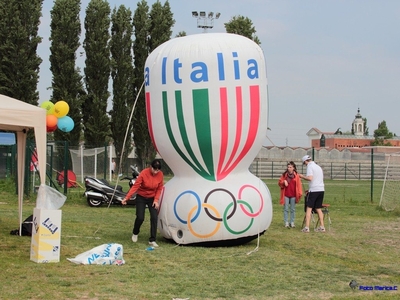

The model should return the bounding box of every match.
[40,100,55,115]
[54,100,69,118]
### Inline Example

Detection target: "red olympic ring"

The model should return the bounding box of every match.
[238,185,264,217]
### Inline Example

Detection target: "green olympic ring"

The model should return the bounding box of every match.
[223,200,254,235]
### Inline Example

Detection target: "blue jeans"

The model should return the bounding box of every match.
[284,197,296,223]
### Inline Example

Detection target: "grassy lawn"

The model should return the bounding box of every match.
[0,178,399,299]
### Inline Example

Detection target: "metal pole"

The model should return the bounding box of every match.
[312,147,315,160]
[80,145,84,183]
[371,148,374,202]
[64,141,69,195]
[271,161,274,179]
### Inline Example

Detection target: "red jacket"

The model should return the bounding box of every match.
[125,167,164,203]
[278,172,303,205]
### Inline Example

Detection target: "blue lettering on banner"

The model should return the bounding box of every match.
[146,52,260,87]
[42,217,58,234]
[102,243,112,258]
[87,253,100,264]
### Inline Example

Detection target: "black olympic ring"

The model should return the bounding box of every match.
[204,188,237,222]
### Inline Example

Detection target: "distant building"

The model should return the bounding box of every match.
[307,108,400,149]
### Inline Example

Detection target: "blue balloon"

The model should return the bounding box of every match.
[57,116,74,132]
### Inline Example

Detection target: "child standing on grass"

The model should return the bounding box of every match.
[278,161,303,228]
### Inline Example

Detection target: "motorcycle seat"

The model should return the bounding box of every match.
[99,179,123,192]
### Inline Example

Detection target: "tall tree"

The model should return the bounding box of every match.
[224,15,261,45]
[0,0,42,104]
[131,0,175,168]
[110,5,134,165]
[148,0,174,52]
[50,0,84,145]
[132,0,150,169]
[82,0,111,147]
[372,120,394,146]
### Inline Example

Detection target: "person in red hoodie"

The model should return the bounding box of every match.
[122,159,164,247]
[278,161,303,228]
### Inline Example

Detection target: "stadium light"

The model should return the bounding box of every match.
[192,11,221,33]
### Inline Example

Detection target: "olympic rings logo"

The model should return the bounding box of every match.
[173,185,264,238]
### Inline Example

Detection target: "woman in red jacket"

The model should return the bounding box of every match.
[122,159,164,247]
[278,161,303,228]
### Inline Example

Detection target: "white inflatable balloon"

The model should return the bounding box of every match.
[145,33,272,245]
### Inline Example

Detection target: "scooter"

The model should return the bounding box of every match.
[84,165,140,207]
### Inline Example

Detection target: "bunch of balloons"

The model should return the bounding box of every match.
[40,100,75,133]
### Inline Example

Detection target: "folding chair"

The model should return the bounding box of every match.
[301,192,331,231]
[315,204,331,231]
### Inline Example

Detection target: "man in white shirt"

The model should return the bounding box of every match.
[299,155,325,233]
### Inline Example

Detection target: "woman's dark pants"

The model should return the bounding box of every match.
[133,195,158,242]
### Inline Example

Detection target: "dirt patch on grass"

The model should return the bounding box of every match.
[363,220,400,249]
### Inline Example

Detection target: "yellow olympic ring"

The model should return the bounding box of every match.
[187,203,221,238]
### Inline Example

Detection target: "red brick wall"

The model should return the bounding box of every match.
[312,137,400,149]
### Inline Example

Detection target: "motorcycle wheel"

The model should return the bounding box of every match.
[87,198,103,207]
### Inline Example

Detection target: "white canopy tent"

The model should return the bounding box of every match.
[0,94,47,235]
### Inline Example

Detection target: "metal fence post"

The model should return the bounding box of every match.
[63,141,68,195]
[272,161,274,179]
[371,148,374,202]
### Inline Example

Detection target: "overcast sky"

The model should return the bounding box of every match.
[37,0,400,147]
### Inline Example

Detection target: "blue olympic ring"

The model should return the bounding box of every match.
[173,190,201,224]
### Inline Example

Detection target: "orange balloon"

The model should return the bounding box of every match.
[46,114,58,128]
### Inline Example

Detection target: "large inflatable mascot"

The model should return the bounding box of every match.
[144,33,272,246]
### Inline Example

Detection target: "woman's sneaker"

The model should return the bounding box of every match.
[149,241,159,247]
[290,222,295,228]
[285,222,290,228]
[315,226,326,232]
[131,234,138,242]
[301,227,310,233]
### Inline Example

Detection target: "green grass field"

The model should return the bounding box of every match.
[0,178,399,299]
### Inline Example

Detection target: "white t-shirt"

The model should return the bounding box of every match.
[306,161,324,192]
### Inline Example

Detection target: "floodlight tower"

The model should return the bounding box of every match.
[192,11,221,33]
